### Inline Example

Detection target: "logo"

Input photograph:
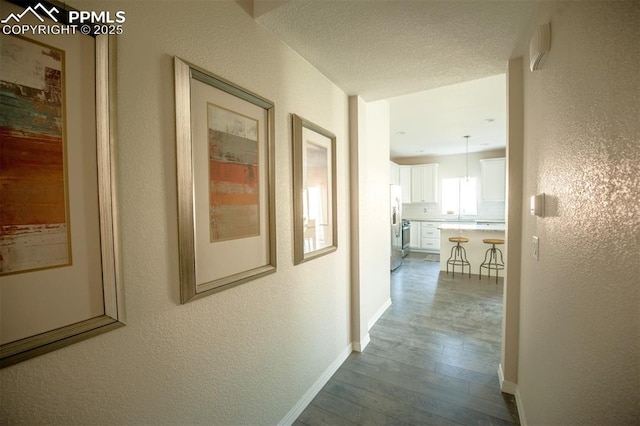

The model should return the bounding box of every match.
[1,3,59,23]
[2,2,125,36]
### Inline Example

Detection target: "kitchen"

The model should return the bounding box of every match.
[389,74,506,277]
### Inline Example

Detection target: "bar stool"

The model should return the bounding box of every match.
[446,237,471,278]
[479,239,505,283]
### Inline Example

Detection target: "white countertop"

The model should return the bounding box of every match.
[438,223,505,231]
[405,218,504,223]
[404,218,505,229]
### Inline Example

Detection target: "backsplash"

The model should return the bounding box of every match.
[403,201,505,221]
[478,201,507,220]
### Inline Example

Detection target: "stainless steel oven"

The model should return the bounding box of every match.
[401,220,411,257]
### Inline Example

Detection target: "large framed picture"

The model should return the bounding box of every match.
[174,57,276,304]
[0,0,123,368]
[291,114,337,265]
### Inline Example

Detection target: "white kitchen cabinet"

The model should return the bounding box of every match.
[480,158,506,202]
[420,221,440,253]
[399,165,412,203]
[409,221,440,253]
[390,161,400,185]
[409,222,420,249]
[411,164,438,203]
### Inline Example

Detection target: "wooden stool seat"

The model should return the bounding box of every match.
[449,237,469,243]
[483,239,504,245]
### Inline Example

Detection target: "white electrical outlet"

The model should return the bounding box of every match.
[533,236,539,260]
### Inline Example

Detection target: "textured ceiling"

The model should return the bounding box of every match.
[257,0,539,101]
[256,0,540,156]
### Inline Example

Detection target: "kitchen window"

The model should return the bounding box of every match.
[441,177,477,216]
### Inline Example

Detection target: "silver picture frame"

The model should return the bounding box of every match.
[291,114,337,265]
[0,27,124,367]
[174,57,277,304]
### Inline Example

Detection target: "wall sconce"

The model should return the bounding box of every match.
[530,23,551,71]
[530,193,545,217]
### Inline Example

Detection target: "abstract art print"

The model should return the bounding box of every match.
[207,104,259,241]
[0,35,70,275]
[174,57,276,303]
[0,2,124,367]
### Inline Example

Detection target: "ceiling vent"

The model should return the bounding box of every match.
[529,23,551,71]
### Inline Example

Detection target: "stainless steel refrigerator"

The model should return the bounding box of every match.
[390,185,403,271]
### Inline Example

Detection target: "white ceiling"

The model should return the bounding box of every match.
[389,74,506,158]
[256,0,539,157]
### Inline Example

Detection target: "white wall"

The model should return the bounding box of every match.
[517,1,639,424]
[362,101,392,330]
[501,56,524,392]
[349,97,391,350]
[0,1,352,424]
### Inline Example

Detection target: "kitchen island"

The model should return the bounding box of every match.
[438,223,506,278]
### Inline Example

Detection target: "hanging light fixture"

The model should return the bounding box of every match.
[464,135,470,182]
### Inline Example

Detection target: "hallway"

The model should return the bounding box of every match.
[295,253,519,425]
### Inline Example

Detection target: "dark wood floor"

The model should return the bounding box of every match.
[294,253,520,425]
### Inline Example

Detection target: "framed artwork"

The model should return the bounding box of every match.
[291,114,337,265]
[1,36,71,274]
[174,57,276,304]
[0,0,123,368]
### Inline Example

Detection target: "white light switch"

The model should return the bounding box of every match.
[533,236,539,260]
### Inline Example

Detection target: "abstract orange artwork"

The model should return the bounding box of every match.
[207,103,259,241]
[0,36,70,275]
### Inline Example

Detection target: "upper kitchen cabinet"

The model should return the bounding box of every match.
[480,158,506,201]
[399,165,411,203]
[411,164,438,203]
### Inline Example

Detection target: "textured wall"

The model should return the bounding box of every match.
[0,1,351,424]
[518,1,639,424]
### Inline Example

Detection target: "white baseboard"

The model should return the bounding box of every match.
[498,364,526,426]
[278,344,352,426]
[497,363,517,394]
[368,298,392,331]
[515,387,528,426]
[353,298,391,354]
[352,333,370,353]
